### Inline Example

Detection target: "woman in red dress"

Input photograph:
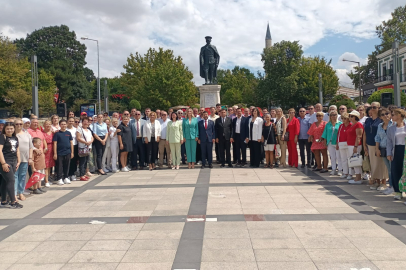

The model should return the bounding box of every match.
[307,112,328,172]
[286,108,300,168]
[42,120,55,184]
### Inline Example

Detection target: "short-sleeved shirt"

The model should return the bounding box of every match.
[33,149,46,170]
[347,122,364,146]
[17,132,34,163]
[52,130,73,156]
[67,127,77,145]
[337,123,352,143]
[0,135,19,163]
[27,128,45,149]
[364,117,382,146]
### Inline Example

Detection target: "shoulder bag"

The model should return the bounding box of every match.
[348,154,363,168]
[263,123,272,146]
[78,128,90,157]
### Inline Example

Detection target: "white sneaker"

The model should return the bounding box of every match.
[337,171,343,176]
[377,184,387,191]
[340,174,347,179]
[363,173,370,180]
[330,171,338,175]
[394,193,403,200]
[57,179,64,185]
[348,179,362,185]
[70,175,77,181]
[370,183,379,190]
[64,178,71,184]
[114,169,120,173]
[45,182,50,187]
[382,187,394,195]
[121,167,129,172]
[347,175,353,180]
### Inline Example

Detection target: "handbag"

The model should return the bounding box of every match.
[275,144,281,158]
[282,117,289,141]
[78,128,90,157]
[362,155,371,171]
[378,147,387,157]
[348,154,363,168]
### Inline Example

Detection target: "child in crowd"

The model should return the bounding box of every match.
[32,137,46,188]
[52,120,73,185]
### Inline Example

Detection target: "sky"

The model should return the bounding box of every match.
[0,0,404,88]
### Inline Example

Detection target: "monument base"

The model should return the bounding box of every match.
[199,84,221,108]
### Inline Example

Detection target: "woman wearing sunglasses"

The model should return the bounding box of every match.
[375,108,392,194]
[307,112,328,172]
[346,110,364,184]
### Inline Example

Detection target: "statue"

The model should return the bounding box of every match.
[200,36,220,85]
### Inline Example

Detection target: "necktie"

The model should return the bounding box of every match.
[137,120,139,136]
[205,120,207,129]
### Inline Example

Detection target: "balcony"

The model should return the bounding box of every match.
[374,73,393,87]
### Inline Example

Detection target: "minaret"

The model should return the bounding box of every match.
[265,23,272,49]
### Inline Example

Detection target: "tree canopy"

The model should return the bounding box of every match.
[121,48,198,110]
[329,94,356,111]
[15,25,91,106]
[217,66,258,106]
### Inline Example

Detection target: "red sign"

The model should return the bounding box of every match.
[378,85,394,90]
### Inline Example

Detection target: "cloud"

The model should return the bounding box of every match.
[334,52,368,87]
[0,0,401,86]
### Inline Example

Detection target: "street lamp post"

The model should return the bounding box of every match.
[343,59,361,104]
[81,37,101,113]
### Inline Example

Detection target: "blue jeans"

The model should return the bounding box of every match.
[382,156,392,187]
[14,162,28,195]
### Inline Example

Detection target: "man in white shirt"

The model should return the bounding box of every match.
[158,110,171,168]
[208,106,220,162]
[309,103,325,124]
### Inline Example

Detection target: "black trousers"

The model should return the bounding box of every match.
[94,136,106,170]
[215,142,219,161]
[200,141,213,166]
[196,140,201,162]
[69,145,78,176]
[233,134,247,164]
[57,154,71,180]
[79,155,89,177]
[0,160,16,202]
[250,140,261,167]
[147,137,159,164]
[309,142,315,165]
[218,137,231,166]
[391,145,405,193]
[131,139,145,168]
[298,139,311,165]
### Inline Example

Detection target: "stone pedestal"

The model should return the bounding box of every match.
[199,84,221,108]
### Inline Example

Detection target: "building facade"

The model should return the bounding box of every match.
[374,44,406,92]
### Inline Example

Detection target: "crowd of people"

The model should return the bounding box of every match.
[1,101,406,209]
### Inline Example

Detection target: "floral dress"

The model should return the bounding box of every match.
[307,121,327,150]
[43,132,55,168]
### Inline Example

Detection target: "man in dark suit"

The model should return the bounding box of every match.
[142,108,151,121]
[215,109,233,168]
[197,111,215,168]
[232,108,248,167]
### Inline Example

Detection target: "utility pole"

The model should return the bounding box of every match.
[104,80,108,114]
[393,41,401,107]
[31,55,39,116]
[318,73,323,105]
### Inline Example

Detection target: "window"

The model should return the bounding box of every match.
[403,59,406,82]
[382,63,387,81]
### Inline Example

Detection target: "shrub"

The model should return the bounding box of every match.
[129,99,141,110]
[367,88,406,107]
[329,94,356,111]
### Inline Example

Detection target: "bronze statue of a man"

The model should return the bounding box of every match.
[199,36,220,84]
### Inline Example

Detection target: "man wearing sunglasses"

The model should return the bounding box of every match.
[338,105,347,122]
[130,110,146,170]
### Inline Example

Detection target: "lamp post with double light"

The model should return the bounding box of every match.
[343,58,361,104]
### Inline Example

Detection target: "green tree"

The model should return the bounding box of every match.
[0,35,31,107]
[329,94,356,111]
[259,41,303,108]
[217,66,258,106]
[5,88,32,117]
[121,48,198,110]
[38,69,57,116]
[298,56,339,106]
[348,5,406,86]
[15,25,90,106]
[129,99,141,110]
[367,88,406,106]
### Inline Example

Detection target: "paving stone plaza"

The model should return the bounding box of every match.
[1,164,406,270]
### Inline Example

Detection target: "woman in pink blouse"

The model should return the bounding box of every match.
[307,112,328,172]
